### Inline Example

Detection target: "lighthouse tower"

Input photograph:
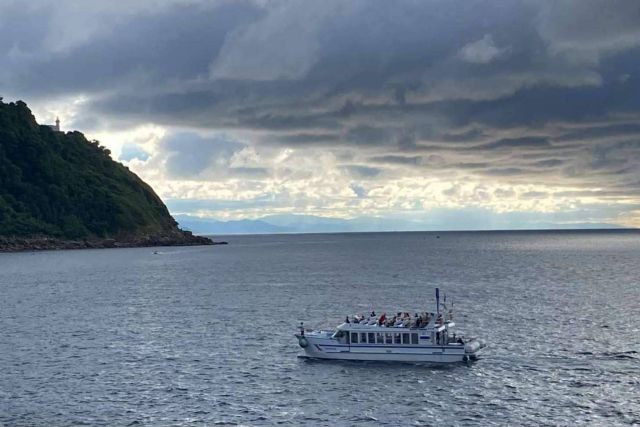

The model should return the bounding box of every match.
[55,117,60,132]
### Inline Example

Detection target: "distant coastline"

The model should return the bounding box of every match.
[174,213,632,236]
[0,232,226,253]
[0,99,224,252]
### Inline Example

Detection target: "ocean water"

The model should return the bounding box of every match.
[1,230,639,426]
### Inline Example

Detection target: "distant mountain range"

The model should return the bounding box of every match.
[175,214,358,234]
[175,213,623,235]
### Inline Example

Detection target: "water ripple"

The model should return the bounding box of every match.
[1,231,639,426]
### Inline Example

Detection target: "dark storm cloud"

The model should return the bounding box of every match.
[160,132,255,180]
[2,0,640,205]
[276,132,341,146]
[473,137,551,151]
[556,123,640,142]
[1,1,263,97]
[340,165,382,178]
[369,155,423,166]
[532,159,564,168]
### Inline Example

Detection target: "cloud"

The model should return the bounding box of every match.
[160,132,249,179]
[119,143,150,162]
[2,0,640,227]
[458,35,508,64]
[210,1,336,80]
[341,165,382,178]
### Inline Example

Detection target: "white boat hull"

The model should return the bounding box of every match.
[296,334,484,363]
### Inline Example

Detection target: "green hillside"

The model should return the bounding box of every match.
[0,98,209,246]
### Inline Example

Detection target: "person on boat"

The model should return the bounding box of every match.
[370,310,376,317]
[345,316,350,324]
[378,313,386,326]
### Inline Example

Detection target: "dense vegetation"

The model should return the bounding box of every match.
[0,98,181,240]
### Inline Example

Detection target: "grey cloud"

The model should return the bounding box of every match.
[275,132,341,146]
[556,123,640,142]
[369,155,423,166]
[458,35,507,64]
[2,0,640,211]
[532,159,564,168]
[161,132,248,179]
[119,143,150,162]
[228,167,269,178]
[475,137,551,151]
[440,128,488,142]
[494,188,516,198]
[483,167,529,177]
[341,165,382,178]
[344,125,393,146]
[521,191,548,199]
[350,184,368,198]
[1,1,263,97]
[537,0,640,58]
[453,162,491,170]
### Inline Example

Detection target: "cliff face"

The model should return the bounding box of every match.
[0,99,213,251]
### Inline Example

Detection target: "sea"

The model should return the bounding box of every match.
[1,230,639,426]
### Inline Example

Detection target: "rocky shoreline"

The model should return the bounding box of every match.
[0,231,227,253]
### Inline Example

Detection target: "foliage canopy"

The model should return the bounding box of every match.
[0,99,178,239]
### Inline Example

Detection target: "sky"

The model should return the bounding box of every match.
[1,0,640,230]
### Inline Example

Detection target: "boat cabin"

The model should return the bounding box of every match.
[332,322,455,346]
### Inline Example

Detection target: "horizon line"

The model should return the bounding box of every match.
[198,227,640,237]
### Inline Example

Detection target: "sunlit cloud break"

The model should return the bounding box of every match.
[2,0,640,230]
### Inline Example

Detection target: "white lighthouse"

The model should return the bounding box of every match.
[47,116,61,132]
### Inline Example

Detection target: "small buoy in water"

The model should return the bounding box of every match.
[436,235,440,239]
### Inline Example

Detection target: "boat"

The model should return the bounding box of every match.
[295,288,486,363]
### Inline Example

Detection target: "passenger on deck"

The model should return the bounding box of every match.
[378,313,386,326]
[345,316,350,324]
[370,310,376,317]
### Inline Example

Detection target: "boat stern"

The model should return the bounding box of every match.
[464,338,487,360]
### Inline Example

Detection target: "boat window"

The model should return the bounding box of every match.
[385,333,393,344]
[402,333,410,345]
[394,333,401,344]
[368,333,376,343]
[376,333,384,344]
[411,333,419,344]
[360,333,367,343]
[351,332,358,343]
